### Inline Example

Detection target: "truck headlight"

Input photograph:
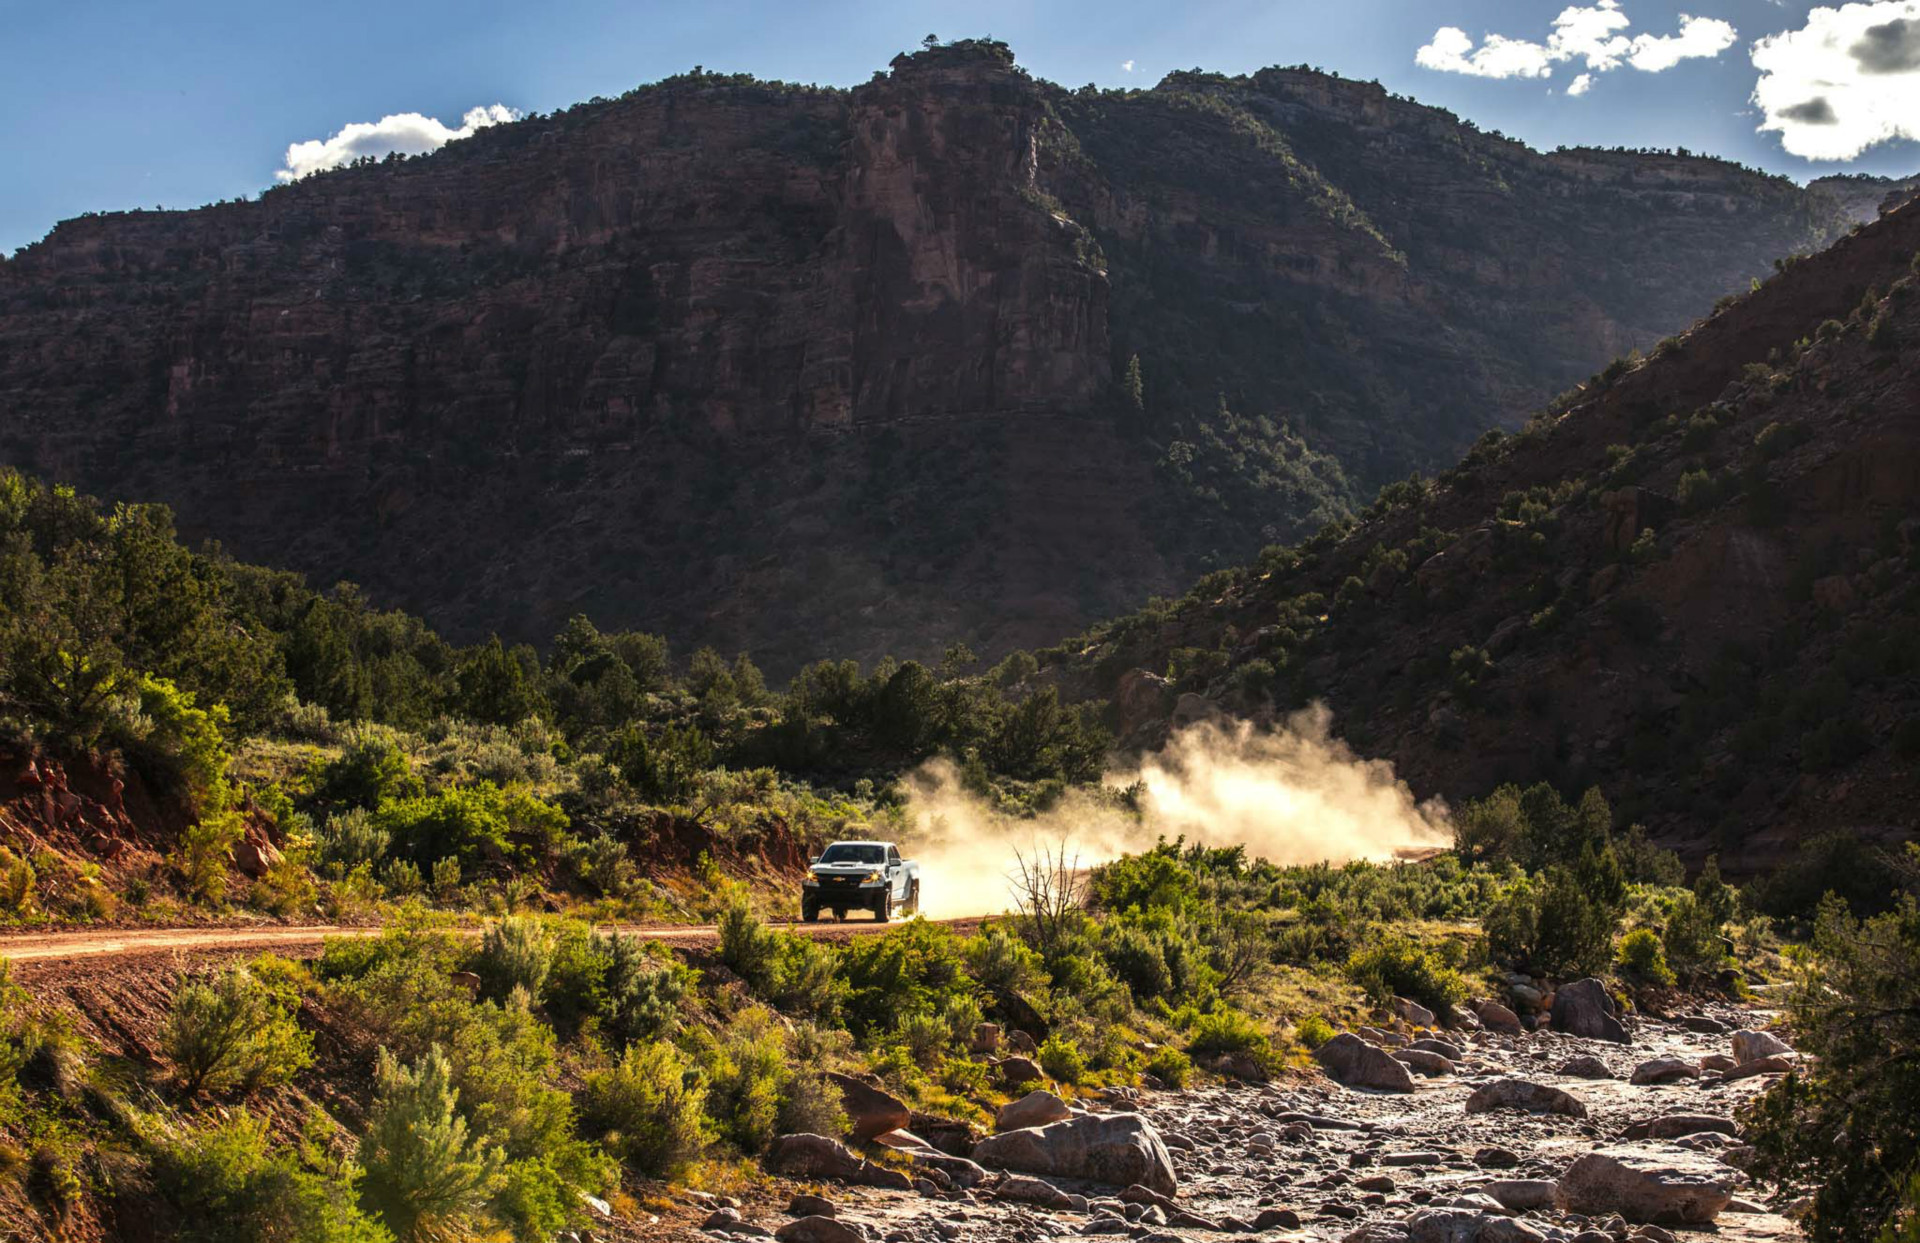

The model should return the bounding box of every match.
[863,872,884,885]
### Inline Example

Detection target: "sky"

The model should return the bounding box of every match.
[4,0,1919,255]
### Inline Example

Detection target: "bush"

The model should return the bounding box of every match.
[0,847,35,915]
[686,1009,845,1154]
[1293,1014,1336,1050]
[1661,893,1730,979]
[1186,1008,1270,1061]
[357,1045,504,1242]
[316,809,390,878]
[1144,1047,1192,1087]
[373,783,565,868]
[588,932,691,1046]
[569,835,633,897]
[1101,923,1174,1001]
[174,810,245,905]
[477,917,555,1003]
[963,923,1049,997]
[1037,1034,1086,1084]
[580,1042,710,1178]
[1615,928,1675,985]
[1344,932,1467,1013]
[312,732,419,812]
[718,895,845,1020]
[1485,848,1626,978]
[152,1109,388,1243]
[161,965,314,1097]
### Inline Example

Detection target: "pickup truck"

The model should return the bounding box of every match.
[801,840,920,922]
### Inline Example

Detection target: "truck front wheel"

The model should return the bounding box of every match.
[801,902,819,923]
[875,890,892,923]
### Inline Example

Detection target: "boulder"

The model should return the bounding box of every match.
[1404,1208,1545,1243]
[1315,1033,1417,1093]
[996,1055,1044,1085]
[1411,1038,1464,1060]
[1629,1058,1700,1086]
[993,1174,1074,1210]
[904,1148,987,1188]
[1674,1015,1727,1035]
[775,1217,865,1243]
[996,1089,1071,1132]
[1699,1054,1738,1073]
[1395,997,1437,1027]
[233,830,284,878]
[1554,1144,1735,1224]
[1551,979,1629,1043]
[1472,999,1524,1035]
[824,1072,910,1141]
[969,1022,1002,1054]
[1466,1079,1588,1117]
[1253,1207,1303,1230]
[1473,1147,1521,1168]
[1561,1056,1616,1079]
[908,1111,981,1157]
[765,1134,863,1181]
[972,1112,1177,1195]
[1481,1220,1549,1243]
[1721,1055,1793,1081]
[1394,1049,1456,1077]
[1482,1180,1558,1212]
[1731,1029,1791,1065]
[786,1194,836,1217]
[1622,1116,1736,1142]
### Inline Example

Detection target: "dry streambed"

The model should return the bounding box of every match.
[671,993,1803,1243]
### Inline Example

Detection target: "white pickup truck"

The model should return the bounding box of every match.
[801,840,920,922]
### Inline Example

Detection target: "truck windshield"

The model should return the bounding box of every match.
[819,844,885,864]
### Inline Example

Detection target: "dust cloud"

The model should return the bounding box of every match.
[901,704,1449,920]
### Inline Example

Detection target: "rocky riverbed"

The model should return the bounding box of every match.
[664,993,1801,1243]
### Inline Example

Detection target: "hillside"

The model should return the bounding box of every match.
[0,40,1849,674]
[1046,193,1920,870]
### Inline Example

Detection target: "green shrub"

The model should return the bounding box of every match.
[161,965,314,1097]
[963,924,1049,997]
[1144,1047,1192,1087]
[1344,932,1467,1013]
[373,783,565,868]
[1615,928,1676,985]
[686,1008,845,1154]
[837,921,974,1041]
[151,1109,388,1243]
[476,917,554,1003]
[317,809,389,878]
[569,835,633,897]
[312,732,420,812]
[174,810,245,905]
[1036,1034,1086,1084]
[1485,846,1626,978]
[357,1045,504,1241]
[1101,923,1174,1001]
[0,847,35,915]
[1677,468,1719,514]
[1662,893,1730,979]
[1293,1014,1336,1050]
[1186,1008,1270,1061]
[580,1042,710,1178]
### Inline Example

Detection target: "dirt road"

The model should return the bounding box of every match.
[0,914,983,969]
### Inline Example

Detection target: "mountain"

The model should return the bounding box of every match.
[1050,193,1920,870]
[1811,172,1920,224]
[0,40,1851,674]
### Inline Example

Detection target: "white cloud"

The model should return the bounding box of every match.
[1417,1,1736,93]
[275,104,518,183]
[1121,58,1136,72]
[1752,1,1920,160]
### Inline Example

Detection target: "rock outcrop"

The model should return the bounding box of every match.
[1316,1033,1417,1093]
[972,1112,1178,1195]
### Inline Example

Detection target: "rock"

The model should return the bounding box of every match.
[787,1195,837,1218]
[1359,1025,1409,1047]
[1629,1058,1700,1086]
[972,1112,1177,1195]
[1466,1079,1587,1117]
[1473,1147,1521,1168]
[1554,1144,1735,1224]
[1395,997,1437,1027]
[904,1149,988,1188]
[969,1022,1002,1054]
[1731,1029,1791,1065]
[1315,1033,1417,1093]
[449,971,483,996]
[1674,1015,1726,1035]
[996,1089,1071,1132]
[1449,1004,1484,1032]
[1383,1151,1450,1166]
[1551,979,1629,1043]
[1509,984,1544,1011]
[1699,1054,1738,1073]
[1006,1029,1040,1056]
[1411,1038,1464,1060]
[1482,1180,1558,1212]
[1480,1221,1548,1243]
[1253,1207,1302,1230]
[1405,1208,1498,1243]
[1393,1049,1456,1077]
[1447,1192,1511,1216]
[1472,999,1524,1035]
[1721,1054,1794,1081]
[232,830,284,878]
[996,1055,1044,1085]
[702,1207,747,1232]
[765,1134,863,1181]
[824,1072,911,1141]
[871,1128,929,1150]
[994,1175,1074,1210]
[775,1217,865,1243]
[1561,1056,1616,1079]
[1623,1115,1737,1141]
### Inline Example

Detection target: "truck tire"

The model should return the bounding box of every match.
[875,890,892,923]
[904,880,920,915]
[801,902,819,923]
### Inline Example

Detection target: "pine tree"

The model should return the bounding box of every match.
[357,1046,503,1240]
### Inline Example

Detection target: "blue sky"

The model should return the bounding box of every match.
[5,0,1918,255]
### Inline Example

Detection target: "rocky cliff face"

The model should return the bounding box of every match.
[0,42,1852,672]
